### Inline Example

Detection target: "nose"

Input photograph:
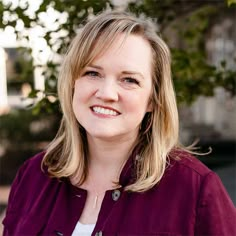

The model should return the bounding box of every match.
[95,78,119,102]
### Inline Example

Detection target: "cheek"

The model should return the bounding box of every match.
[73,82,88,104]
[123,93,150,114]
[72,86,84,115]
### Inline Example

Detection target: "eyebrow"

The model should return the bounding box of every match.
[121,71,144,80]
[88,64,103,70]
[88,64,145,80]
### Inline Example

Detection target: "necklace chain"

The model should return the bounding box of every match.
[93,195,98,209]
[87,172,121,209]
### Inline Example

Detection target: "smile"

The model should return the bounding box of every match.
[91,106,119,116]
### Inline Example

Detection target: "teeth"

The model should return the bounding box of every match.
[93,107,118,116]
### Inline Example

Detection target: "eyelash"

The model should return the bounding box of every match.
[122,77,140,85]
[83,71,100,77]
[83,70,140,86]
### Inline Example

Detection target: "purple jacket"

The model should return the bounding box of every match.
[2,151,236,235]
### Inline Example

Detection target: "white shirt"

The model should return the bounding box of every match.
[72,221,96,236]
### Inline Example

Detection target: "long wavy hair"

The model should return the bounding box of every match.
[42,10,179,192]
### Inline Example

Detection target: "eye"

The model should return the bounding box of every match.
[123,77,140,85]
[83,70,100,78]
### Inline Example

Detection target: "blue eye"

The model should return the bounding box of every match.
[123,77,139,85]
[84,71,100,77]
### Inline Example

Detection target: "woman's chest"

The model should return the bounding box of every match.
[4,186,197,236]
[91,190,197,236]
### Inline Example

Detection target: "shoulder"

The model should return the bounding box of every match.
[168,149,212,177]
[166,149,235,207]
[160,149,235,207]
[21,151,45,170]
[8,151,49,192]
[7,152,53,206]
[159,149,216,193]
[167,151,236,235]
[160,150,236,235]
[5,152,61,214]
[16,151,47,181]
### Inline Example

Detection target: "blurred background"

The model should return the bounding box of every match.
[0,0,235,232]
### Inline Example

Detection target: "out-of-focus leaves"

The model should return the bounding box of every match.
[0,0,110,114]
[0,0,235,113]
[31,96,59,116]
[129,1,235,105]
[227,0,236,7]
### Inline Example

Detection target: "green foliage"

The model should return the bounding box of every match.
[169,5,225,104]
[129,1,236,104]
[215,61,236,96]
[0,0,111,114]
[172,48,217,104]
[1,0,110,52]
[0,109,60,144]
[0,1,235,183]
[6,47,34,84]
[0,109,61,184]
[0,0,235,112]
[227,0,236,6]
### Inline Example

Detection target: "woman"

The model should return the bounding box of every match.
[3,11,235,235]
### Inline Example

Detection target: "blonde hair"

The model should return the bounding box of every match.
[42,11,179,192]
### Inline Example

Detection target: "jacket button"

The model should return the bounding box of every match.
[95,231,103,236]
[112,189,121,201]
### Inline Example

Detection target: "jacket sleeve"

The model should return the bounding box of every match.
[195,171,236,235]
[2,161,29,235]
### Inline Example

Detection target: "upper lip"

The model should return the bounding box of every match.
[90,105,121,114]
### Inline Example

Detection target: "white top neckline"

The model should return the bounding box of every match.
[72,221,96,236]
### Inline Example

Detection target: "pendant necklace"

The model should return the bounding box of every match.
[89,172,121,209]
[93,195,98,209]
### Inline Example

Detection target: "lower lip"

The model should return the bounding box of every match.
[91,109,119,118]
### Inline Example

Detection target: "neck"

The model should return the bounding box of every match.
[86,133,138,183]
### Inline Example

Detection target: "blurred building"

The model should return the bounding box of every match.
[180,11,236,143]
[0,4,235,142]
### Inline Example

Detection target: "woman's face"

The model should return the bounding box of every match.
[72,34,153,142]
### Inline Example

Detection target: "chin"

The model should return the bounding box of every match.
[87,129,119,139]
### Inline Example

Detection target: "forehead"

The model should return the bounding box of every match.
[91,34,153,72]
